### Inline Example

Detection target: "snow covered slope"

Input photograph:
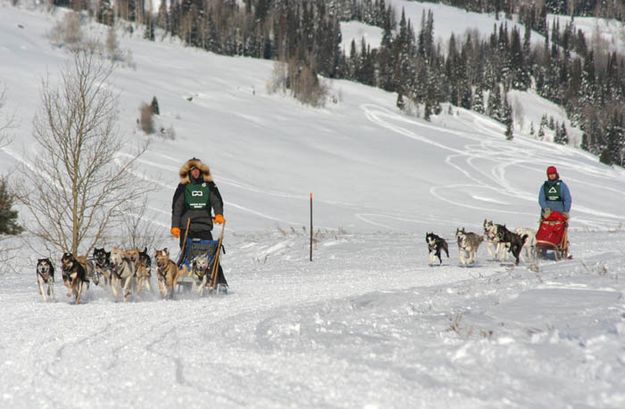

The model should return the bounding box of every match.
[1,4,625,409]
[2,5,624,236]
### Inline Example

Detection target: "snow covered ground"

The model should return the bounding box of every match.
[1,3,625,409]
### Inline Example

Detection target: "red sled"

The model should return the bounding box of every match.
[535,211,569,260]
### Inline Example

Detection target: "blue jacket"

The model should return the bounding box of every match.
[539,179,572,214]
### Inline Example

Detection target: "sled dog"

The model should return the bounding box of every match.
[190,253,212,295]
[60,252,88,304]
[425,232,449,265]
[93,248,112,286]
[36,258,55,302]
[483,219,509,261]
[76,255,97,286]
[456,227,483,266]
[154,248,183,299]
[110,247,136,302]
[134,247,152,295]
[514,227,537,261]
[496,225,528,265]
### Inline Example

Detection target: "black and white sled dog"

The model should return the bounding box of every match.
[60,252,88,304]
[514,227,537,261]
[93,247,112,286]
[36,258,55,302]
[495,225,528,265]
[425,232,449,266]
[483,219,509,261]
[456,227,483,266]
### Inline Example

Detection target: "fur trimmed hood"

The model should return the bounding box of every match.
[179,158,213,184]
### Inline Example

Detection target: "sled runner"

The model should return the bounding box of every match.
[535,210,569,260]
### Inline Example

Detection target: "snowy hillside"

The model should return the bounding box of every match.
[1,4,625,409]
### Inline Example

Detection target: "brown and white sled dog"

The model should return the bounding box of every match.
[110,247,136,302]
[456,228,483,266]
[154,249,183,299]
[190,253,212,296]
[76,255,97,286]
[60,252,88,304]
[483,219,509,261]
[36,258,55,302]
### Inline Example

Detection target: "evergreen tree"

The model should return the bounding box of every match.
[503,91,513,140]
[151,96,160,115]
[396,92,405,111]
[0,177,22,236]
[97,0,114,26]
[472,84,485,114]
[424,99,432,121]
[156,0,169,33]
[487,86,502,121]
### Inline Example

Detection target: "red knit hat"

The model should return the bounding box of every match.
[546,165,558,175]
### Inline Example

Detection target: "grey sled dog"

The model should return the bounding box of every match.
[456,227,483,266]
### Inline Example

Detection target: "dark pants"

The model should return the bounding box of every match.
[180,230,228,286]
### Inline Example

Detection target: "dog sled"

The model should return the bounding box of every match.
[176,221,226,295]
[535,211,569,260]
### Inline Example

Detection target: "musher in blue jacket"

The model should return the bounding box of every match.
[539,165,572,219]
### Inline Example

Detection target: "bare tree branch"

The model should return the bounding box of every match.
[15,50,151,256]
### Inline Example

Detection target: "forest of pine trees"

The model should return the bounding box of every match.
[52,0,625,166]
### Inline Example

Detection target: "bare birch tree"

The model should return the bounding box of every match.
[16,50,150,256]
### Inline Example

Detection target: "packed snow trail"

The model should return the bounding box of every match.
[3,231,625,408]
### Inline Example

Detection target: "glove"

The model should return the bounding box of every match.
[170,227,180,238]
[213,214,225,224]
[543,208,552,218]
[562,212,569,219]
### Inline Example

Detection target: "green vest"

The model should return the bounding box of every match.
[184,183,211,210]
[543,180,562,202]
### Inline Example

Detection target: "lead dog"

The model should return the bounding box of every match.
[36,258,55,302]
[60,252,88,304]
[425,232,449,265]
[456,227,483,266]
[154,248,184,299]
[110,247,135,302]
